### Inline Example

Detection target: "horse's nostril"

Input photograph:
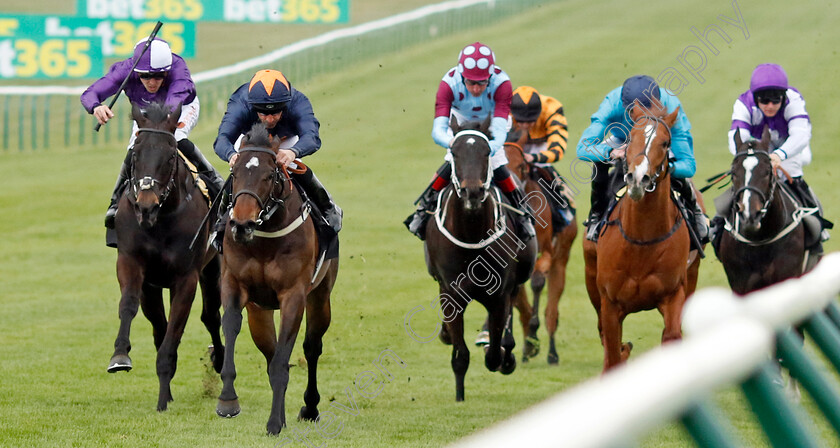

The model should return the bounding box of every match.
[641,175,651,184]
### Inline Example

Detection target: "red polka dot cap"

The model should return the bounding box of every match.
[457,42,495,81]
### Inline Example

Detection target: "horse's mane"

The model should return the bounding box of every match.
[242,123,272,148]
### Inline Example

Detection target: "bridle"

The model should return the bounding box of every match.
[448,129,493,200]
[130,127,178,204]
[731,145,777,223]
[623,115,672,193]
[230,146,294,226]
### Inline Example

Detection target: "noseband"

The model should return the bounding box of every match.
[231,146,294,225]
[448,129,493,200]
[732,147,776,222]
[131,127,178,204]
[624,115,671,192]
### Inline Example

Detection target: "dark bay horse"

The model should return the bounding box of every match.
[425,117,536,401]
[583,100,703,372]
[504,142,577,364]
[215,123,337,435]
[110,102,223,411]
[715,128,816,294]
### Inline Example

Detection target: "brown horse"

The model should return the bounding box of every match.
[215,123,338,435]
[425,117,536,401]
[715,128,815,293]
[583,100,703,372]
[109,102,223,412]
[504,142,577,364]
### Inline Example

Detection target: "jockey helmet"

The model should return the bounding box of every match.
[133,38,172,73]
[621,75,661,108]
[750,63,788,93]
[248,69,292,113]
[457,42,495,81]
[511,86,542,122]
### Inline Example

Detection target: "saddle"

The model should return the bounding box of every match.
[528,165,576,232]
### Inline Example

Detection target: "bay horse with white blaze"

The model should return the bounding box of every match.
[504,141,577,364]
[425,117,536,401]
[109,102,223,412]
[583,100,703,372]
[215,123,338,435]
[715,128,817,294]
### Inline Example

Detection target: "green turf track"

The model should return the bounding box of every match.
[2,0,840,446]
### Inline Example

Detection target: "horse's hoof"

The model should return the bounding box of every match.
[547,351,559,365]
[523,336,540,359]
[107,354,132,373]
[298,405,319,422]
[266,420,284,435]
[216,399,241,418]
[500,356,516,375]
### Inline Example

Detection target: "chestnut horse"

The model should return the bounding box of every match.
[215,123,338,435]
[583,100,703,371]
[109,102,223,411]
[425,117,536,401]
[504,142,577,364]
[715,128,816,293]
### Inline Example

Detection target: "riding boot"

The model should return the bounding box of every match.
[405,188,439,240]
[210,186,230,254]
[293,168,343,234]
[585,161,612,241]
[790,177,833,242]
[405,163,451,241]
[177,139,225,199]
[504,187,536,241]
[105,149,133,229]
[674,177,709,245]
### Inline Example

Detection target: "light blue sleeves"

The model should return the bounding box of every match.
[575,86,696,179]
[432,116,452,149]
[489,116,508,155]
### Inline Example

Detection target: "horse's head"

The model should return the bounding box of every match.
[228,123,291,244]
[730,127,775,232]
[448,116,493,210]
[129,102,181,228]
[623,99,678,201]
[503,142,528,182]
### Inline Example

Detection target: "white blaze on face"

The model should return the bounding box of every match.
[246,156,260,169]
[741,156,758,210]
[466,137,476,145]
[632,124,655,182]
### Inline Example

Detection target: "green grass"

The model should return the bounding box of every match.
[2,0,840,447]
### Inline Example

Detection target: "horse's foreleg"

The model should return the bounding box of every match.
[299,271,334,423]
[583,240,602,340]
[155,274,198,412]
[266,292,306,436]
[139,283,166,351]
[217,279,244,419]
[447,314,469,402]
[659,288,686,344]
[600,299,626,372]
[199,255,224,374]
[546,233,572,365]
[484,298,507,373]
[109,256,144,373]
[499,302,517,375]
[513,286,537,361]
[246,304,277,367]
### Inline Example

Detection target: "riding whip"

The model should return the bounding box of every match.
[94,21,163,132]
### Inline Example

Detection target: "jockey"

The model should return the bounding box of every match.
[576,75,708,244]
[211,69,342,250]
[81,38,224,229]
[717,62,831,248]
[405,42,535,242]
[507,86,573,220]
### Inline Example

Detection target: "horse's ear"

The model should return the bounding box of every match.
[449,116,460,134]
[664,106,680,128]
[167,102,182,130]
[269,134,282,153]
[481,114,492,138]
[760,126,771,150]
[629,100,644,121]
[733,130,743,149]
[130,102,143,123]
